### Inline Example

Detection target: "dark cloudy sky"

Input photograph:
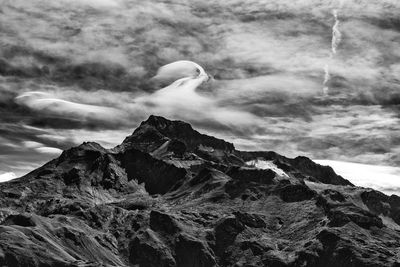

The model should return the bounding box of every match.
[1,0,400,192]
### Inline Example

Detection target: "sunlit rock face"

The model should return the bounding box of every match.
[1,0,400,188]
[0,115,399,266]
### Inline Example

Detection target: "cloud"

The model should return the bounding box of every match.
[1,0,400,181]
[152,60,204,83]
[0,172,17,183]
[21,140,62,154]
[131,61,263,132]
[15,91,128,128]
[315,160,400,195]
[35,147,63,154]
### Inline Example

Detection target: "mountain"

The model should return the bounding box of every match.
[0,115,399,267]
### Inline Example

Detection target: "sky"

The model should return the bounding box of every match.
[1,0,400,193]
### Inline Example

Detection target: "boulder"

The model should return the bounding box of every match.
[129,229,176,267]
[175,233,217,267]
[277,184,316,202]
[214,216,245,256]
[150,210,182,235]
[234,212,266,228]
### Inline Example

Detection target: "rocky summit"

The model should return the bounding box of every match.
[0,115,399,267]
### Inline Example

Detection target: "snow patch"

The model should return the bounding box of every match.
[246,159,289,177]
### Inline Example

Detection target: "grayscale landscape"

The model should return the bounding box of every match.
[0,0,400,266]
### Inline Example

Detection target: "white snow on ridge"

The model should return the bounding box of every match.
[246,159,289,177]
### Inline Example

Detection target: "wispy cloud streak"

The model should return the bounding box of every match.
[322,7,343,95]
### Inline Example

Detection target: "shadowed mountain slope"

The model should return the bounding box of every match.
[0,115,399,267]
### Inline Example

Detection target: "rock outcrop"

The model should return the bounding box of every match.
[0,115,399,266]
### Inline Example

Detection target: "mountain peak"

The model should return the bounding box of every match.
[1,115,398,266]
[141,115,193,130]
[122,115,235,153]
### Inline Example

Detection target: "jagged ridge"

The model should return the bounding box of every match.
[0,115,399,267]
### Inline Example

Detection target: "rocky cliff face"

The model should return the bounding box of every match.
[0,115,399,267]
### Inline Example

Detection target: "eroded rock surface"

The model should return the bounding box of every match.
[0,115,399,266]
